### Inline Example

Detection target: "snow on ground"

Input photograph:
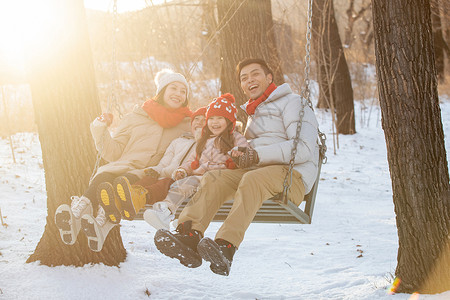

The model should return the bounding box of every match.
[0,99,449,300]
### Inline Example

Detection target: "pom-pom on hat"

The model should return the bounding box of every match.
[154,69,189,95]
[206,93,238,131]
[191,107,207,123]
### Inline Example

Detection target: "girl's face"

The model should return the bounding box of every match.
[207,116,228,136]
[163,82,187,109]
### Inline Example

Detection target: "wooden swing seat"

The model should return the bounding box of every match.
[135,152,323,224]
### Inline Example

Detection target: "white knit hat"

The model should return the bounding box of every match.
[154,69,189,95]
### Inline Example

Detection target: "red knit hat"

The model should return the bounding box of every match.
[191,107,207,123]
[205,93,237,131]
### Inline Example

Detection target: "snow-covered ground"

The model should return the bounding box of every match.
[0,98,449,300]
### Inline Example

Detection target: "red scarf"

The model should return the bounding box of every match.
[245,83,277,115]
[142,99,192,128]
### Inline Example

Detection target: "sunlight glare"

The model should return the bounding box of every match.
[83,0,166,13]
[0,1,60,72]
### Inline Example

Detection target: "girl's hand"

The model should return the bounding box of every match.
[97,113,113,126]
[172,169,187,181]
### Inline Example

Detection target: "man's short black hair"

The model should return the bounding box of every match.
[236,58,274,82]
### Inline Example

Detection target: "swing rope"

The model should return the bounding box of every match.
[90,0,119,182]
[281,0,327,204]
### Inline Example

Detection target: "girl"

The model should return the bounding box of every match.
[54,69,192,252]
[143,93,251,230]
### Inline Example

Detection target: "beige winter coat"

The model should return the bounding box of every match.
[90,105,191,180]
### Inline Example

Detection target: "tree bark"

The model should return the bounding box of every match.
[25,0,126,266]
[372,0,450,293]
[312,0,356,135]
[217,0,283,124]
[344,0,370,48]
[200,0,220,77]
[431,1,445,83]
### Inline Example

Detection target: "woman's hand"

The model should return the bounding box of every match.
[144,168,160,179]
[97,113,113,127]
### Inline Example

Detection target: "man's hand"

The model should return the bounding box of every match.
[97,113,113,127]
[231,147,259,169]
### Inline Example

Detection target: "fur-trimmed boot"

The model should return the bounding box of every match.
[80,206,116,252]
[55,196,93,245]
[114,176,147,220]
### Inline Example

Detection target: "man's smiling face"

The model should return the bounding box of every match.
[239,63,273,100]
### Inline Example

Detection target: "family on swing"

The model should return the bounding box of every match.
[55,58,319,276]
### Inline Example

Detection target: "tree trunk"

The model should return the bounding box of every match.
[312,0,355,134]
[344,0,370,48]
[25,0,126,266]
[217,0,283,124]
[200,0,220,78]
[372,0,450,293]
[431,1,445,83]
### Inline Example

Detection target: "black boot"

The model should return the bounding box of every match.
[197,237,236,276]
[154,220,203,268]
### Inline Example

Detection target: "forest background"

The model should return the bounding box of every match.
[3,0,448,136]
[1,0,450,296]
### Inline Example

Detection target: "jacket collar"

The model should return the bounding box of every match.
[240,83,292,111]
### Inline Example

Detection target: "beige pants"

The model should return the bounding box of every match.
[178,165,305,248]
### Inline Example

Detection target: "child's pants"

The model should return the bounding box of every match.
[144,178,174,205]
[163,176,202,214]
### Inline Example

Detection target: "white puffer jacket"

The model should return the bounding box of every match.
[147,133,196,179]
[243,83,319,193]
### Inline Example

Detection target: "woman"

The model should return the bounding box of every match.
[55,69,192,251]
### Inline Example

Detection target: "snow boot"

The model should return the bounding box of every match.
[143,201,174,230]
[80,207,117,252]
[197,238,236,276]
[95,205,107,227]
[55,196,93,245]
[114,176,147,220]
[98,182,122,224]
[154,220,203,268]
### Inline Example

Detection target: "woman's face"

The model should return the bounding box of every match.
[163,82,187,109]
[207,116,228,136]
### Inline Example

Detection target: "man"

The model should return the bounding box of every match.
[154,58,319,276]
